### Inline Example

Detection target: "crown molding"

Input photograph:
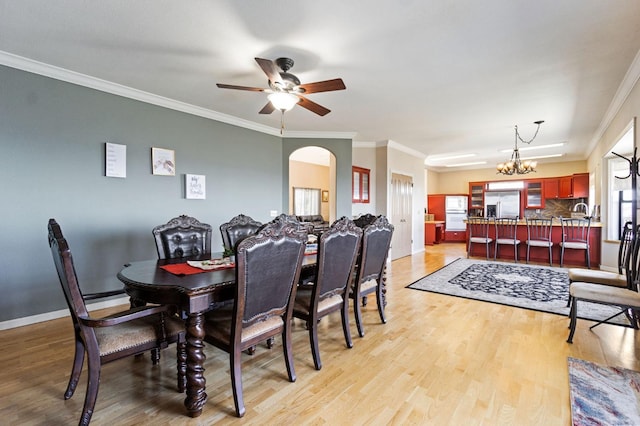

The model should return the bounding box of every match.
[353,141,378,148]
[283,130,357,139]
[589,47,640,151]
[387,140,427,159]
[0,50,353,141]
[353,140,427,159]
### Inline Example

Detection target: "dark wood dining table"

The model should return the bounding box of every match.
[116,253,316,418]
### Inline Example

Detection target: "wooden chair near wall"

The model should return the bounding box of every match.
[219,214,262,253]
[293,217,362,370]
[48,219,186,426]
[152,215,212,259]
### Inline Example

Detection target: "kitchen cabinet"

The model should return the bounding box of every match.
[559,176,573,198]
[544,178,559,199]
[424,221,445,245]
[427,194,446,221]
[445,230,466,242]
[572,173,589,198]
[525,180,544,208]
[469,182,485,209]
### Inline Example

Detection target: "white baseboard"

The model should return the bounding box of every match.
[0,296,130,331]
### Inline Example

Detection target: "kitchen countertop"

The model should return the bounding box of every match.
[465,218,602,227]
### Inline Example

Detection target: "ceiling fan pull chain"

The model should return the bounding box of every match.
[280,110,285,135]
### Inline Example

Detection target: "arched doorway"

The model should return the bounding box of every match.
[289,146,337,223]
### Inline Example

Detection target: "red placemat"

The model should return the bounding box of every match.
[159,263,235,276]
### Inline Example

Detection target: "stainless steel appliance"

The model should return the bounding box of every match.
[484,191,520,218]
[445,195,468,231]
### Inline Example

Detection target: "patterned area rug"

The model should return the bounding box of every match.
[407,258,630,325]
[569,357,640,425]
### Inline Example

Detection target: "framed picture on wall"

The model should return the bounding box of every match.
[151,147,175,176]
[185,174,206,199]
[322,190,329,202]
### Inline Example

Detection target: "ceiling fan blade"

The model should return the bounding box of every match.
[299,78,346,94]
[259,102,275,114]
[216,83,266,92]
[297,96,331,116]
[255,57,283,85]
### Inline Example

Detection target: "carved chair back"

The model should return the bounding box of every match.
[219,214,262,252]
[152,215,212,259]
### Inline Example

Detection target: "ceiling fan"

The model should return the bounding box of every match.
[216,57,346,116]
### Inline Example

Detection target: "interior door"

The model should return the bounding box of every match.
[391,173,413,260]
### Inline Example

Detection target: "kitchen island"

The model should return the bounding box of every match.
[466,219,601,267]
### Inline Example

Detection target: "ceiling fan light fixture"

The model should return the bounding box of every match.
[268,92,300,111]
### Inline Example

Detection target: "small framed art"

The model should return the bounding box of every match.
[322,190,329,202]
[186,174,206,199]
[152,147,175,176]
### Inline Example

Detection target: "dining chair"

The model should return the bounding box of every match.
[467,217,494,260]
[202,216,308,417]
[567,231,640,343]
[560,217,591,268]
[293,217,362,370]
[350,215,394,338]
[219,213,262,253]
[353,213,377,229]
[525,217,554,265]
[48,219,186,426]
[152,214,212,259]
[567,222,637,318]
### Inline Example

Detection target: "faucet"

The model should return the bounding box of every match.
[572,202,589,214]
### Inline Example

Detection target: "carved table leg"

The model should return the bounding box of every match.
[381,264,388,307]
[184,312,207,417]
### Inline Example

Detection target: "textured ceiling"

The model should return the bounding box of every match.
[1,0,640,171]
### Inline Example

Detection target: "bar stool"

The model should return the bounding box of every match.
[525,217,554,265]
[467,217,494,260]
[560,217,591,268]
[494,217,521,262]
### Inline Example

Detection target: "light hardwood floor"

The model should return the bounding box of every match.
[2,243,639,425]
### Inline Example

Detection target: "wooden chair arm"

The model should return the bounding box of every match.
[79,304,177,328]
[82,288,126,301]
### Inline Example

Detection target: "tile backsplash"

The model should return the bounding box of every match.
[524,198,587,219]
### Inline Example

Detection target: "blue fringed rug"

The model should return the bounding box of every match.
[407,258,629,325]
[568,357,640,425]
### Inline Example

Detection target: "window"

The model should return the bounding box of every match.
[606,123,634,240]
[352,166,370,203]
[293,187,321,216]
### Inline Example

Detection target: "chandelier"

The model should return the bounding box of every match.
[496,120,544,175]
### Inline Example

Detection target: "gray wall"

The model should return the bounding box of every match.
[283,138,352,219]
[0,65,351,322]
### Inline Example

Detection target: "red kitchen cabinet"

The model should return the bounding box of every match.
[559,176,573,198]
[572,173,589,198]
[427,194,446,221]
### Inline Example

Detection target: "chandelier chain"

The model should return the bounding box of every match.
[515,123,542,145]
[496,121,544,175]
